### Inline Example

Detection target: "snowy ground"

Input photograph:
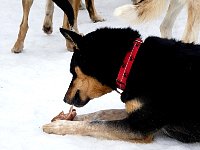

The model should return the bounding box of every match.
[0,0,200,149]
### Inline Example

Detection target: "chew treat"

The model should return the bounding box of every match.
[51,106,77,122]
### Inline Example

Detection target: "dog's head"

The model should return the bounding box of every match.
[64,65,113,107]
[60,28,114,107]
[60,27,140,107]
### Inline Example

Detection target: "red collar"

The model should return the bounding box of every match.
[116,38,143,90]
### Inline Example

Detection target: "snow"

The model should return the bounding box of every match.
[0,0,200,149]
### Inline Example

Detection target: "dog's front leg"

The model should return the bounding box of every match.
[43,119,153,143]
[12,0,34,53]
[74,109,127,121]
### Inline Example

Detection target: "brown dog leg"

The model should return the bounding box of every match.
[85,0,105,22]
[12,0,33,53]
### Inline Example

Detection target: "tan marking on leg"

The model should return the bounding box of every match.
[125,99,142,114]
[12,0,33,53]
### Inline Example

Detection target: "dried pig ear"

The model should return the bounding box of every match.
[51,106,77,122]
[69,105,75,113]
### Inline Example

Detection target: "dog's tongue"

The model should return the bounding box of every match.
[51,106,77,122]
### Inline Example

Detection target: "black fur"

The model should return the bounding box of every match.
[52,0,74,27]
[61,27,200,143]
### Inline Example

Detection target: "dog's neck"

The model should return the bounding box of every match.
[116,38,143,91]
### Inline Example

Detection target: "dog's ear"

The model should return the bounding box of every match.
[60,28,83,50]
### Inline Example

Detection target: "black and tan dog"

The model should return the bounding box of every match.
[43,26,200,143]
[42,0,200,143]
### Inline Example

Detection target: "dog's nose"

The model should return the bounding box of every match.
[63,97,67,103]
[63,93,73,104]
[63,90,80,105]
[63,90,90,107]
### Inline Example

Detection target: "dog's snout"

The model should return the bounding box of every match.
[63,90,80,105]
[63,97,67,103]
[64,90,90,107]
[63,89,75,104]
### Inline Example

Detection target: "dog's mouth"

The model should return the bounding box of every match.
[64,90,90,107]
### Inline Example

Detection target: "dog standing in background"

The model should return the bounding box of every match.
[12,0,104,53]
[114,0,200,44]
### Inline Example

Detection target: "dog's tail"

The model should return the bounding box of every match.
[114,0,167,24]
[52,0,74,27]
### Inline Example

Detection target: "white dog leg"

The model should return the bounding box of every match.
[182,0,200,43]
[160,0,185,39]
[43,0,54,34]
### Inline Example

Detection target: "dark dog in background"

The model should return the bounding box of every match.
[12,0,104,53]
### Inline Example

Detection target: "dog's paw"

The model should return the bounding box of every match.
[43,120,86,135]
[91,15,105,23]
[43,120,71,135]
[11,42,24,53]
[43,25,53,35]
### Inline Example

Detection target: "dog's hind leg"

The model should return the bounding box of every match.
[85,0,104,22]
[182,1,200,43]
[43,0,54,34]
[12,0,33,53]
[160,0,185,39]
[163,123,200,143]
